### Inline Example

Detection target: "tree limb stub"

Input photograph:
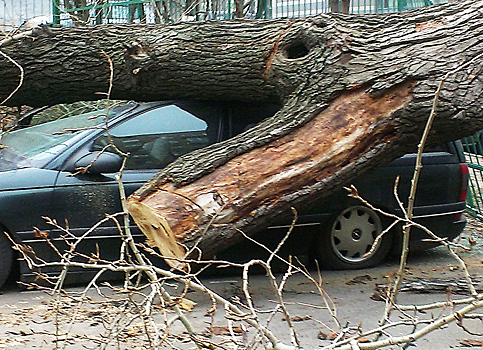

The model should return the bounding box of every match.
[2,0,483,261]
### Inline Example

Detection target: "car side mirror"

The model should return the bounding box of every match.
[74,151,123,174]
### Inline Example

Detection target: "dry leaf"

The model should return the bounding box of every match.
[346,274,373,285]
[282,315,311,322]
[179,298,197,311]
[208,326,242,336]
[371,291,386,301]
[460,339,483,347]
[328,331,339,340]
[318,331,328,340]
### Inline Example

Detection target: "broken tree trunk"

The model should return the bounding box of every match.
[2,1,483,265]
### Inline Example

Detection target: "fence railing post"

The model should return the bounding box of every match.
[52,0,61,25]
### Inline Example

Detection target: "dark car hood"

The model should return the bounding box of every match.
[0,166,58,191]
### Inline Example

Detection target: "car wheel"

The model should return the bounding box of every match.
[317,205,392,269]
[0,230,13,289]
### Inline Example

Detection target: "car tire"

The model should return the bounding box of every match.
[0,229,13,289]
[316,205,392,269]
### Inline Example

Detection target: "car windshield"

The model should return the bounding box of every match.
[0,108,118,170]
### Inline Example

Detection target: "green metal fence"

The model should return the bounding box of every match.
[461,133,483,218]
[52,0,267,25]
[52,0,440,26]
[272,0,438,17]
[53,0,185,25]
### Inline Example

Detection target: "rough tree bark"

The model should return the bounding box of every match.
[1,1,483,266]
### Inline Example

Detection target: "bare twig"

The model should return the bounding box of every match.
[0,49,23,106]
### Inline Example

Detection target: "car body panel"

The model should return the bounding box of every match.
[0,168,57,235]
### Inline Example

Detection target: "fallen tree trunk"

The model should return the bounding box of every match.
[127,83,414,264]
[2,1,483,265]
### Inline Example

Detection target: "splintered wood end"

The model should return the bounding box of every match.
[126,197,188,271]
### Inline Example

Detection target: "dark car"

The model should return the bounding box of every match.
[0,101,468,288]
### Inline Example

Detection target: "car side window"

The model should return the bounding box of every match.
[92,104,214,170]
[229,102,281,137]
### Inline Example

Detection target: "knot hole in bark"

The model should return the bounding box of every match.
[284,41,310,59]
[126,40,149,59]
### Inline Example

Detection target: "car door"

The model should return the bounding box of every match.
[50,101,221,262]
